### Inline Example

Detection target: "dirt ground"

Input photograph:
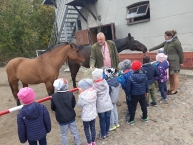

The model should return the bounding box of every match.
[0,66,125,145]
[1,66,193,145]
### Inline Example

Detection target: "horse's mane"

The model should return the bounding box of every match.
[41,42,69,55]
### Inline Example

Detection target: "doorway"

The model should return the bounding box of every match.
[75,23,116,46]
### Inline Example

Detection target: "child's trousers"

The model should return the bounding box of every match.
[59,121,81,145]
[83,119,96,144]
[146,83,156,104]
[130,94,147,121]
[28,136,47,145]
[158,82,167,99]
[110,103,118,127]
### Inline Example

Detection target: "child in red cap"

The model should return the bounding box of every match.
[126,61,148,125]
[17,87,51,145]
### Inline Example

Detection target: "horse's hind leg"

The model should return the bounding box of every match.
[22,82,28,88]
[8,80,20,106]
[68,60,80,88]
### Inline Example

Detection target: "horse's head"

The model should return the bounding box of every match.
[125,33,147,53]
[67,44,85,65]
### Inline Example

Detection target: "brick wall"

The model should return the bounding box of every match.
[119,52,193,69]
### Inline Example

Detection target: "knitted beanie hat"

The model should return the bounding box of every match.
[92,68,103,81]
[156,53,168,62]
[17,87,35,105]
[131,60,142,71]
[78,78,93,90]
[53,78,68,91]
[119,59,132,70]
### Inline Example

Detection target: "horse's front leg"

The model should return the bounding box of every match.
[45,82,55,96]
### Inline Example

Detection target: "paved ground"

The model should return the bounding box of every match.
[0,66,193,145]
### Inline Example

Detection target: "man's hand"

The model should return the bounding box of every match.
[90,66,93,70]
[180,64,184,67]
[145,93,148,97]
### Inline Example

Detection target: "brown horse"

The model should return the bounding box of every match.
[6,43,85,106]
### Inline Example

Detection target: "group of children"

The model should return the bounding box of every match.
[16,50,169,145]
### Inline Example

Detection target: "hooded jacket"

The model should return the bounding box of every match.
[93,79,113,113]
[155,60,169,83]
[118,69,133,92]
[126,70,148,96]
[17,102,51,143]
[149,36,184,71]
[106,76,120,104]
[142,63,160,85]
[51,91,76,124]
[77,87,97,121]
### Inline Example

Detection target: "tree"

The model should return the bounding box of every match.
[0,0,55,61]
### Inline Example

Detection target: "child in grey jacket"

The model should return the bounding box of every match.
[92,68,113,141]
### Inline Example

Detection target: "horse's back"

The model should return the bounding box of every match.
[6,57,29,69]
[6,57,30,76]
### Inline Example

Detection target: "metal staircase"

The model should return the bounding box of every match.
[57,5,81,43]
[48,0,81,47]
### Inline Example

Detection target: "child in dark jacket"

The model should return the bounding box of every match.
[118,59,133,120]
[104,67,120,131]
[51,78,81,145]
[155,53,169,103]
[142,55,160,107]
[126,60,148,125]
[17,87,51,145]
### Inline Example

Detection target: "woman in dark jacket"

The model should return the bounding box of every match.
[148,30,184,95]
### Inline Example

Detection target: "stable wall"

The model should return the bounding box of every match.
[79,0,193,69]
[80,0,193,52]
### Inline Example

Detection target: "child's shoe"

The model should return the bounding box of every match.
[150,101,157,106]
[109,125,116,131]
[127,120,134,125]
[116,123,120,128]
[85,143,92,145]
[146,103,149,108]
[97,134,107,141]
[141,117,148,122]
[161,99,168,104]
[125,113,130,120]
[106,132,110,137]
[92,142,96,145]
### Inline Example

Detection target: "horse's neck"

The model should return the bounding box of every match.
[42,46,69,69]
[113,38,128,53]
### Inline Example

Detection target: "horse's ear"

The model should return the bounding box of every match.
[128,33,132,40]
[70,44,74,48]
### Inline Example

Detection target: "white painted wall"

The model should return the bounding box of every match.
[79,0,193,53]
[55,0,68,32]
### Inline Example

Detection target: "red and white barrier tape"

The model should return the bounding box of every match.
[0,88,78,116]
